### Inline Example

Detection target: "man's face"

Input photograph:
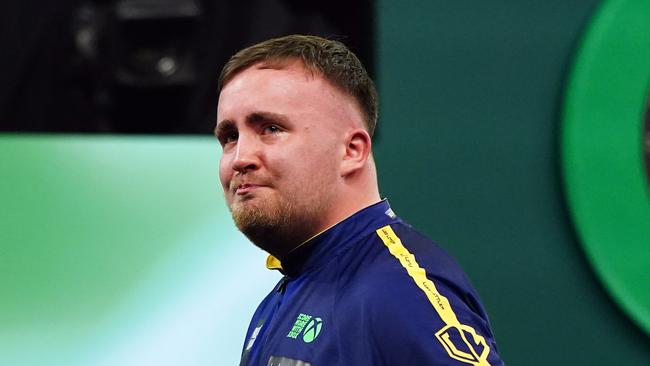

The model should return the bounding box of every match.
[216,61,361,255]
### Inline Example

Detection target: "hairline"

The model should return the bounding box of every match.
[220,57,369,132]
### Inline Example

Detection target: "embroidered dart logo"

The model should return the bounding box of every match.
[287,313,323,343]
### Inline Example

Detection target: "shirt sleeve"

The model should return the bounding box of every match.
[337,249,504,366]
[367,270,505,366]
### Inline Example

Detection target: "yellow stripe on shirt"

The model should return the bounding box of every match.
[376,225,492,366]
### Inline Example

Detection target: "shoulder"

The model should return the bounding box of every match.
[342,222,482,313]
[335,222,504,365]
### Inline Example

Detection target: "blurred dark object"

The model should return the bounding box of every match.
[78,0,202,133]
[0,0,374,134]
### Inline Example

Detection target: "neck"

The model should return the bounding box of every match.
[311,163,381,243]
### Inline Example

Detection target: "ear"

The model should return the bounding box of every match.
[341,128,372,177]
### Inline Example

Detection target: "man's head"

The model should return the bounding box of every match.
[216,35,380,259]
[218,34,378,138]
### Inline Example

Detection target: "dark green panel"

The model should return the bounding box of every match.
[376,1,650,364]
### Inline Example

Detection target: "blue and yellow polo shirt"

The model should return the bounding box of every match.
[239,200,504,366]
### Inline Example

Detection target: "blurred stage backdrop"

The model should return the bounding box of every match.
[2,0,650,365]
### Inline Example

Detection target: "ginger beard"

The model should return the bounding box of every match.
[226,170,337,258]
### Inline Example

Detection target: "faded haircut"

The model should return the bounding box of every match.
[218,34,378,137]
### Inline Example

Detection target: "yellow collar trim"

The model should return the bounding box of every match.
[264,223,336,271]
[266,255,283,270]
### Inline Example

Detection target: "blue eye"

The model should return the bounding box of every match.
[264,125,281,134]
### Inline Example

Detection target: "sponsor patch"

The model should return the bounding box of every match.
[286,313,323,343]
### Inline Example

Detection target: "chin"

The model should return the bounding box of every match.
[232,198,281,230]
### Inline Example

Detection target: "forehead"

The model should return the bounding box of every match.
[220,61,325,101]
[217,61,360,127]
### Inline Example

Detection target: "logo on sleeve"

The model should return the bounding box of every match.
[245,320,264,351]
[287,313,323,343]
[435,324,491,365]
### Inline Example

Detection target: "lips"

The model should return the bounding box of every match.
[230,179,270,195]
[235,183,265,195]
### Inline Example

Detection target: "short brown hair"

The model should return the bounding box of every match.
[218,35,378,137]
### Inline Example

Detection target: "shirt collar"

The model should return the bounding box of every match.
[265,199,399,277]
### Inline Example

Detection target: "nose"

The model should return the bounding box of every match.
[231,133,261,174]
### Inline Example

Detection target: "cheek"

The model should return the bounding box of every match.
[218,156,231,192]
[270,137,341,186]
[292,150,340,186]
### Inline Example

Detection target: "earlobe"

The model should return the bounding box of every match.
[341,129,371,177]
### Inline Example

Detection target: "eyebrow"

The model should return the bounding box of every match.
[214,119,235,139]
[215,111,290,137]
[247,111,290,126]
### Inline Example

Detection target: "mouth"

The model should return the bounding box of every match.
[234,183,266,195]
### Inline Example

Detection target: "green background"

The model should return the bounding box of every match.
[0,136,280,365]
[562,0,650,339]
[376,0,649,364]
[2,0,650,365]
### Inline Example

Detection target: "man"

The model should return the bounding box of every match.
[215,35,504,366]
